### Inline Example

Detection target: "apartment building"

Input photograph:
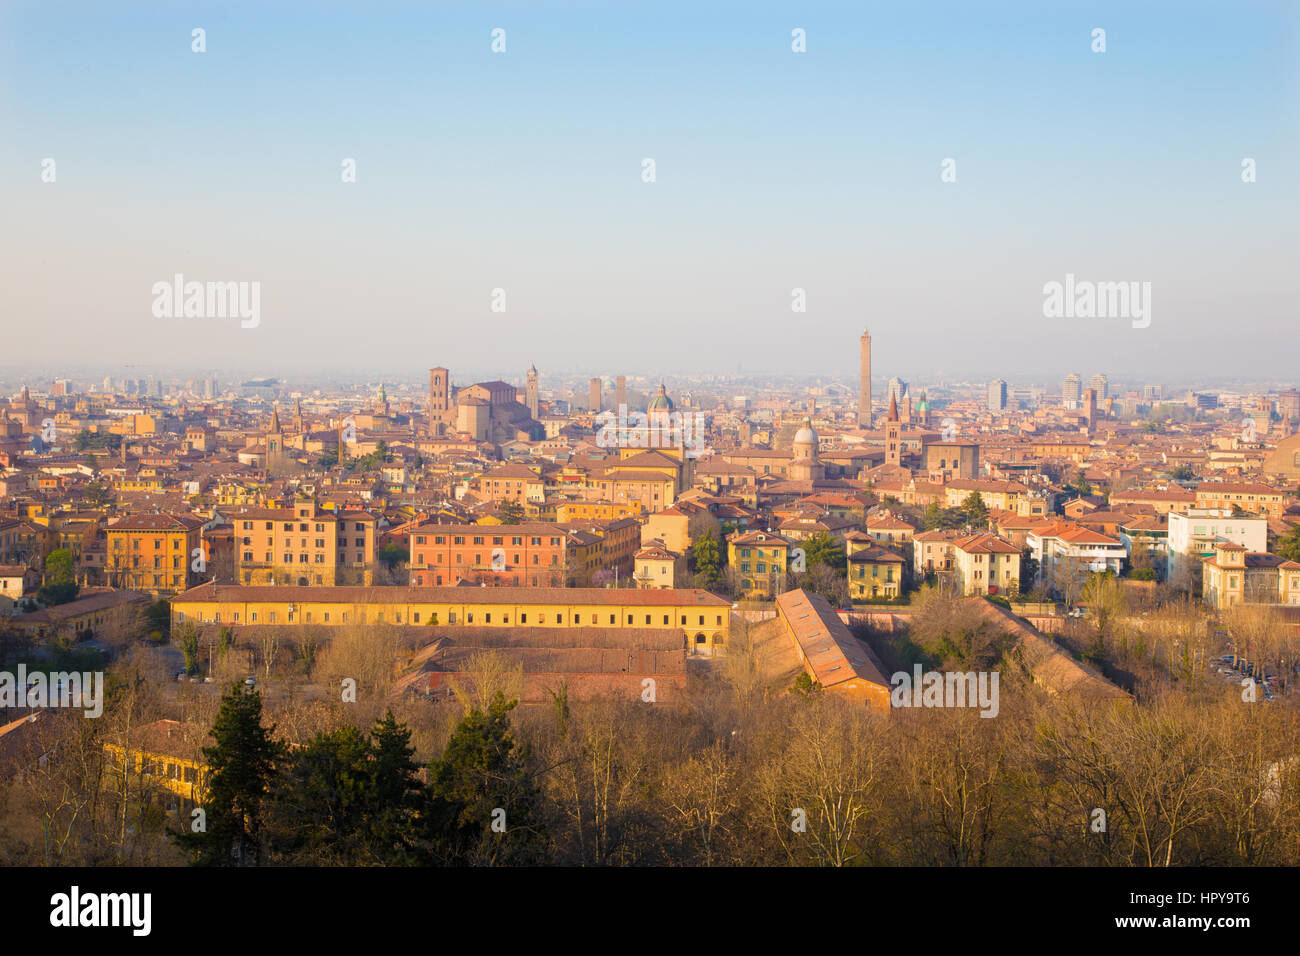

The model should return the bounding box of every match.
[633,544,679,589]
[105,512,205,595]
[1166,508,1268,585]
[409,521,567,587]
[952,533,1022,597]
[1193,481,1288,518]
[912,528,966,577]
[1025,520,1126,588]
[233,501,376,587]
[847,545,906,601]
[727,530,791,599]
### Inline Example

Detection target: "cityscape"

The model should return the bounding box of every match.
[2,0,1297,939]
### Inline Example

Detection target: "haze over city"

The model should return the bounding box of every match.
[4,0,1299,378]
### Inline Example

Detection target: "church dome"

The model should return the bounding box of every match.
[793,421,818,447]
[647,383,675,414]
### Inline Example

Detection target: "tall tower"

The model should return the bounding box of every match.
[589,377,602,413]
[858,329,872,428]
[266,406,286,477]
[615,375,627,412]
[429,367,450,436]
[525,364,539,419]
[885,393,901,467]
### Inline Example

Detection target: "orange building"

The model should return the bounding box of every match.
[105,513,204,596]
[410,522,567,587]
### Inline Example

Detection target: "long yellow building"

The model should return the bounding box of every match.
[171,583,732,650]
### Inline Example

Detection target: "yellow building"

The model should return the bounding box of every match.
[103,719,209,804]
[553,500,644,523]
[106,513,205,595]
[171,583,733,651]
[846,545,905,601]
[726,530,791,599]
[633,544,678,589]
[942,479,1031,513]
[1193,482,1288,519]
[1202,541,1300,609]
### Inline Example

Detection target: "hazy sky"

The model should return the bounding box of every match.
[3,1,1298,384]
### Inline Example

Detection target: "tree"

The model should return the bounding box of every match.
[178,683,282,866]
[423,693,547,865]
[1275,524,1300,564]
[922,502,966,531]
[1068,469,1093,497]
[269,712,424,865]
[691,530,723,589]
[796,563,850,607]
[174,621,202,675]
[801,531,846,573]
[1019,548,1039,595]
[1081,571,1127,660]
[1170,464,1196,482]
[83,481,112,506]
[497,500,525,524]
[38,549,79,606]
[961,492,989,527]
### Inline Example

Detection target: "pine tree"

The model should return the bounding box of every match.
[179,683,282,866]
[424,693,547,865]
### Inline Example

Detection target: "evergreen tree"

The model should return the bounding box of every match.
[180,683,282,866]
[801,531,846,572]
[1276,524,1300,563]
[691,529,723,588]
[423,693,547,865]
[961,491,989,526]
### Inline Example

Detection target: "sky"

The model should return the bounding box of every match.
[2,0,1298,385]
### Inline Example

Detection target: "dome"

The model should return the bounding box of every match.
[794,421,818,446]
[647,383,675,413]
[916,391,931,412]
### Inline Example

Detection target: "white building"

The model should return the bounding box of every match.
[1167,509,1268,583]
[1026,521,1127,593]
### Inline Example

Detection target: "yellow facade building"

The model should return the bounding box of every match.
[726,530,791,599]
[172,583,732,652]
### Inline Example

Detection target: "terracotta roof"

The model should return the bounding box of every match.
[776,589,891,689]
[174,582,731,607]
